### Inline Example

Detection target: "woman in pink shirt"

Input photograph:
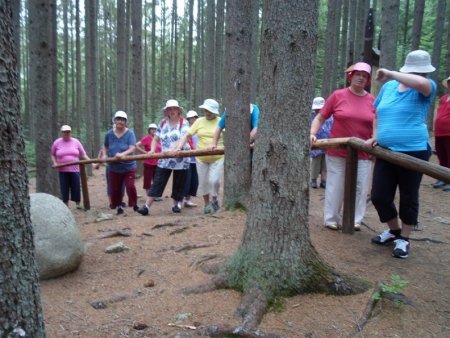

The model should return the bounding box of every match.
[51,125,90,208]
[310,62,375,231]
[433,75,450,191]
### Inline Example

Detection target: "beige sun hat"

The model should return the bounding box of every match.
[148,123,157,129]
[60,125,71,132]
[199,99,220,115]
[442,76,450,89]
[163,99,184,114]
[311,97,325,110]
[399,50,435,73]
[186,110,199,118]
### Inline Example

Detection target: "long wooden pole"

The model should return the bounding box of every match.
[54,147,226,168]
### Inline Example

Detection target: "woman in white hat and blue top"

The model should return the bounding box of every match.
[367,50,437,259]
[176,99,224,214]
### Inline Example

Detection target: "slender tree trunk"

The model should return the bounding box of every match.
[411,0,425,50]
[151,0,156,120]
[116,0,127,111]
[222,0,254,209]
[380,0,399,69]
[187,0,194,106]
[0,2,45,336]
[29,0,59,195]
[215,0,225,100]
[204,0,215,98]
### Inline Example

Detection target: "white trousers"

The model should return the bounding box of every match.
[324,155,372,226]
[196,158,224,197]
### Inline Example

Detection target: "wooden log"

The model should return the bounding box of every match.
[54,147,226,168]
[342,146,357,234]
[80,164,90,210]
[347,137,450,183]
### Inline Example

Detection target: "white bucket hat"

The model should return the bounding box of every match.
[186,110,199,118]
[199,99,220,115]
[113,110,128,121]
[399,50,435,74]
[163,99,184,114]
[61,125,71,132]
[148,123,157,129]
[311,97,325,110]
[442,76,450,89]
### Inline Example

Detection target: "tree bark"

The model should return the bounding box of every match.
[380,0,399,69]
[28,0,59,196]
[222,0,254,209]
[0,2,45,335]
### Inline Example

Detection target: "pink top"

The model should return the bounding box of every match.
[51,137,87,172]
[139,134,161,166]
[435,94,450,136]
[320,88,375,159]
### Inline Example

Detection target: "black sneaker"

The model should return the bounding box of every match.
[310,180,318,189]
[117,206,124,215]
[172,205,181,213]
[392,239,409,258]
[133,205,139,212]
[371,229,396,245]
[320,181,326,189]
[211,200,220,213]
[137,205,149,216]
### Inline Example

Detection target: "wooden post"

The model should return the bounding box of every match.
[342,146,358,234]
[80,164,90,210]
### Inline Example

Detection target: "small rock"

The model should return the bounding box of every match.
[175,312,192,323]
[90,301,107,309]
[95,213,113,223]
[105,242,130,253]
[133,322,148,330]
[144,279,155,288]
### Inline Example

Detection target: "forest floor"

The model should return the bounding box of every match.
[33,154,450,338]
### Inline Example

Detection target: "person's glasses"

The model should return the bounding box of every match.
[115,117,126,121]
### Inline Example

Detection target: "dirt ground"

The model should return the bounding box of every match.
[32,155,450,338]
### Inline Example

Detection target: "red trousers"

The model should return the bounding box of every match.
[109,169,137,208]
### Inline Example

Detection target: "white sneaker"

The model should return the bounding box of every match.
[183,200,197,207]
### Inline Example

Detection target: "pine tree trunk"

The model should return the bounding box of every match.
[0,3,45,335]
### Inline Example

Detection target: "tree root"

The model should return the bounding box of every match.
[198,324,283,337]
[236,288,267,328]
[181,273,228,295]
[349,281,382,337]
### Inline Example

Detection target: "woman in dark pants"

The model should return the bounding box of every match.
[367,50,436,259]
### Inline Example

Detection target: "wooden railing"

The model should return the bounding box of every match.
[56,139,450,235]
[312,137,450,234]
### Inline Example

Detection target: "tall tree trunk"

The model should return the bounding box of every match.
[204,0,215,98]
[380,0,399,69]
[116,0,127,110]
[250,0,261,102]
[321,0,340,98]
[0,2,45,336]
[63,0,69,123]
[85,0,99,161]
[215,0,225,100]
[411,0,424,50]
[131,0,143,173]
[151,0,156,120]
[187,0,194,106]
[171,0,178,97]
[28,0,59,195]
[75,0,82,133]
[222,0,254,209]
[222,3,368,328]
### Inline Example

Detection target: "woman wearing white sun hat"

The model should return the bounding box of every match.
[176,99,224,214]
[367,50,437,259]
[137,99,191,215]
[432,75,450,191]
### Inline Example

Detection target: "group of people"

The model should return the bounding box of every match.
[51,49,449,260]
[310,49,450,259]
[52,98,257,217]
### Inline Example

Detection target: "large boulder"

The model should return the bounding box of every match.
[30,193,84,280]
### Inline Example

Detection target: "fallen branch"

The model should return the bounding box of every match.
[350,281,382,337]
[95,229,132,239]
[152,222,181,229]
[174,243,213,252]
[199,324,283,338]
[169,226,190,235]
